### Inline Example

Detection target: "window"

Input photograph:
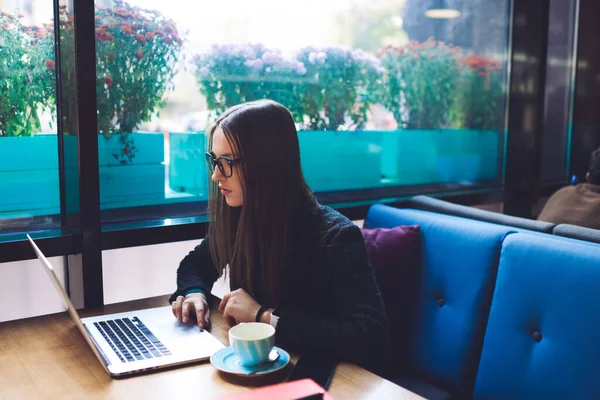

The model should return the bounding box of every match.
[541,0,578,185]
[88,0,512,226]
[0,1,60,235]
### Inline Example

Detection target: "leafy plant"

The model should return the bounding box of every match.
[455,54,503,130]
[52,1,183,163]
[296,45,384,130]
[193,44,385,131]
[93,1,183,139]
[193,44,306,123]
[378,38,462,129]
[0,12,55,136]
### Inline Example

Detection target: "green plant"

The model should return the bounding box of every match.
[378,38,461,129]
[52,1,183,163]
[193,44,385,131]
[455,54,503,130]
[94,1,183,138]
[296,46,384,130]
[0,12,55,136]
[193,44,306,123]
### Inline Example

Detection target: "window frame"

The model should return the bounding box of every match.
[0,0,563,309]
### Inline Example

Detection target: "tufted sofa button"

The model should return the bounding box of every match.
[437,297,445,307]
[533,331,542,342]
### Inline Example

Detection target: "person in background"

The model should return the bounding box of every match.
[168,100,390,373]
[538,147,600,230]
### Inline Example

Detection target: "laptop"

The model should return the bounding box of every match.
[27,234,225,377]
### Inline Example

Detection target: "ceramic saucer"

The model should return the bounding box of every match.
[210,346,290,376]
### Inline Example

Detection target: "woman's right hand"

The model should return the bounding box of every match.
[171,292,210,330]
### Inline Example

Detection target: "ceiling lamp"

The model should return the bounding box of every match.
[425,0,461,19]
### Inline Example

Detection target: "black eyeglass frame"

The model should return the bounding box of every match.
[205,152,243,178]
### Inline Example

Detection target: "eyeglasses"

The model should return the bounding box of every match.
[205,152,243,178]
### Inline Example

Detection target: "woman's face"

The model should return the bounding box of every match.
[211,125,244,207]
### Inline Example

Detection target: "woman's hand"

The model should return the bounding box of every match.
[219,289,262,327]
[171,292,210,330]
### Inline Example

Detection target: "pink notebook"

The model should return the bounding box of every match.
[216,379,334,400]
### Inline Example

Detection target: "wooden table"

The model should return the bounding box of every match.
[0,296,423,400]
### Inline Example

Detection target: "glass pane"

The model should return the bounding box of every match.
[541,0,578,185]
[0,0,60,236]
[95,0,511,225]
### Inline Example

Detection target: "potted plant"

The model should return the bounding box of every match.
[437,53,504,183]
[1,3,184,218]
[455,54,503,130]
[57,1,184,209]
[192,44,306,120]
[294,45,385,191]
[178,43,386,195]
[376,38,501,185]
[379,38,460,130]
[0,12,55,137]
[294,46,383,131]
[0,12,59,216]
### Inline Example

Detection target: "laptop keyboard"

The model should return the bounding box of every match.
[93,317,172,363]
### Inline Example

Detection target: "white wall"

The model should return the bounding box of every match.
[102,239,199,305]
[102,238,230,304]
[0,256,67,323]
[0,240,202,323]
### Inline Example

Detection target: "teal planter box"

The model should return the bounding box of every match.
[0,136,61,217]
[0,133,166,217]
[381,129,500,186]
[97,133,166,210]
[168,130,384,196]
[298,130,382,192]
[167,129,499,196]
[169,132,209,198]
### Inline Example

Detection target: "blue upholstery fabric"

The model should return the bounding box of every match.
[365,204,515,397]
[474,233,600,400]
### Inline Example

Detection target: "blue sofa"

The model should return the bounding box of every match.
[365,204,600,400]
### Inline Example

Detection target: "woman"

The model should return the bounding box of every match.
[169,100,389,371]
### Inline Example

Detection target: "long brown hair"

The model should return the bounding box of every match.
[207,100,316,307]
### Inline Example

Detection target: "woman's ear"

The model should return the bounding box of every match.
[586,172,591,183]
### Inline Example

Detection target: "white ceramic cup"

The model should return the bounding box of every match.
[228,322,275,367]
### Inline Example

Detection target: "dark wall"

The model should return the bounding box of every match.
[571,0,600,182]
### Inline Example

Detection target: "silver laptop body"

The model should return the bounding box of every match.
[27,234,224,377]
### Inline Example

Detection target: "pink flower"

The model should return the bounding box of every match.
[45,60,55,71]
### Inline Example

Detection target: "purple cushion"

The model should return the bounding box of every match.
[361,225,421,370]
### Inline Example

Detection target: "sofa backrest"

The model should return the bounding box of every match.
[410,195,555,233]
[365,204,515,397]
[553,223,600,244]
[474,233,600,399]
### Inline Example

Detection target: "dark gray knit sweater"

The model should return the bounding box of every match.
[169,204,390,372]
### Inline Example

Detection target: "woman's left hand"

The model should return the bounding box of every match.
[219,289,261,327]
